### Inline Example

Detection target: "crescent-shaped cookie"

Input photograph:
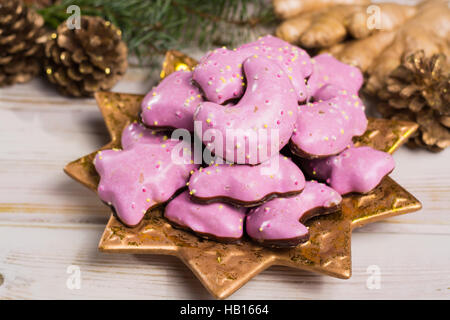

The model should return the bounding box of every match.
[246,181,342,248]
[194,56,298,164]
[141,70,203,131]
[307,53,364,101]
[290,93,367,158]
[193,35,312,104]
[165,191,246,243]
[188,155,306,207]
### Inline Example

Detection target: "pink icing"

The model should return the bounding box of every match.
[188,155,306,205]
[194,56,298,164]
[193,35,312,104]
[164,191,246,240]
[300,146,395,195]
[246,181,342,245]
[94,124,199,226]
[307,53,364,101]
[95,38,377,244]
[121,122,166,149]
[290,93,367,158]
[141,70,203,131]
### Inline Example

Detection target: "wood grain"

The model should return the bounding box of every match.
[0,63,449,299]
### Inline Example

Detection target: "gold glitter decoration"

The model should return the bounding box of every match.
[64,52,421,299]
[159,50,198,79]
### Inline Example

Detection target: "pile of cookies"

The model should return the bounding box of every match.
[93,35,395,248]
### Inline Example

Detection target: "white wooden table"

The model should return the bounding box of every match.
[1,48,449,299]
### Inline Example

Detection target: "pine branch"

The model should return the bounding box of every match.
[38,0,277,64]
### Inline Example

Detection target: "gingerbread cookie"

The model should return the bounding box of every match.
[141,70,203,131]
[300,146,395,195]
[188,155,305,207]
[307,53,364,101]
[193,35,312,104]
[94,124,199,227]
[165,191,246,242]
[290,93,367,158]
[194,56,298,164]
[246,181,342,248]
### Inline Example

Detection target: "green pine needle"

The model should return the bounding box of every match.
[38,0,277,64]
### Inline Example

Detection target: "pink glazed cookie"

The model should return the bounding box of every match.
[94,124,199,227]
[307,53,364,101]
[193,35,312,104]
[141,70,203,131]
[300,146,395,195]
[290,93,367,158]
[194,56,298,164]
[165,191,246,242]
[246,181,342,248]
[188,155,306,207]
[121,122,165,149]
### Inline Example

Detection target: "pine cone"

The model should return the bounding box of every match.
[377,50,450,152]
[44,16,128,97]
[0,0,47,86]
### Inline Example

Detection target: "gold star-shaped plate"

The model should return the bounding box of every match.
[64,51,422,299]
